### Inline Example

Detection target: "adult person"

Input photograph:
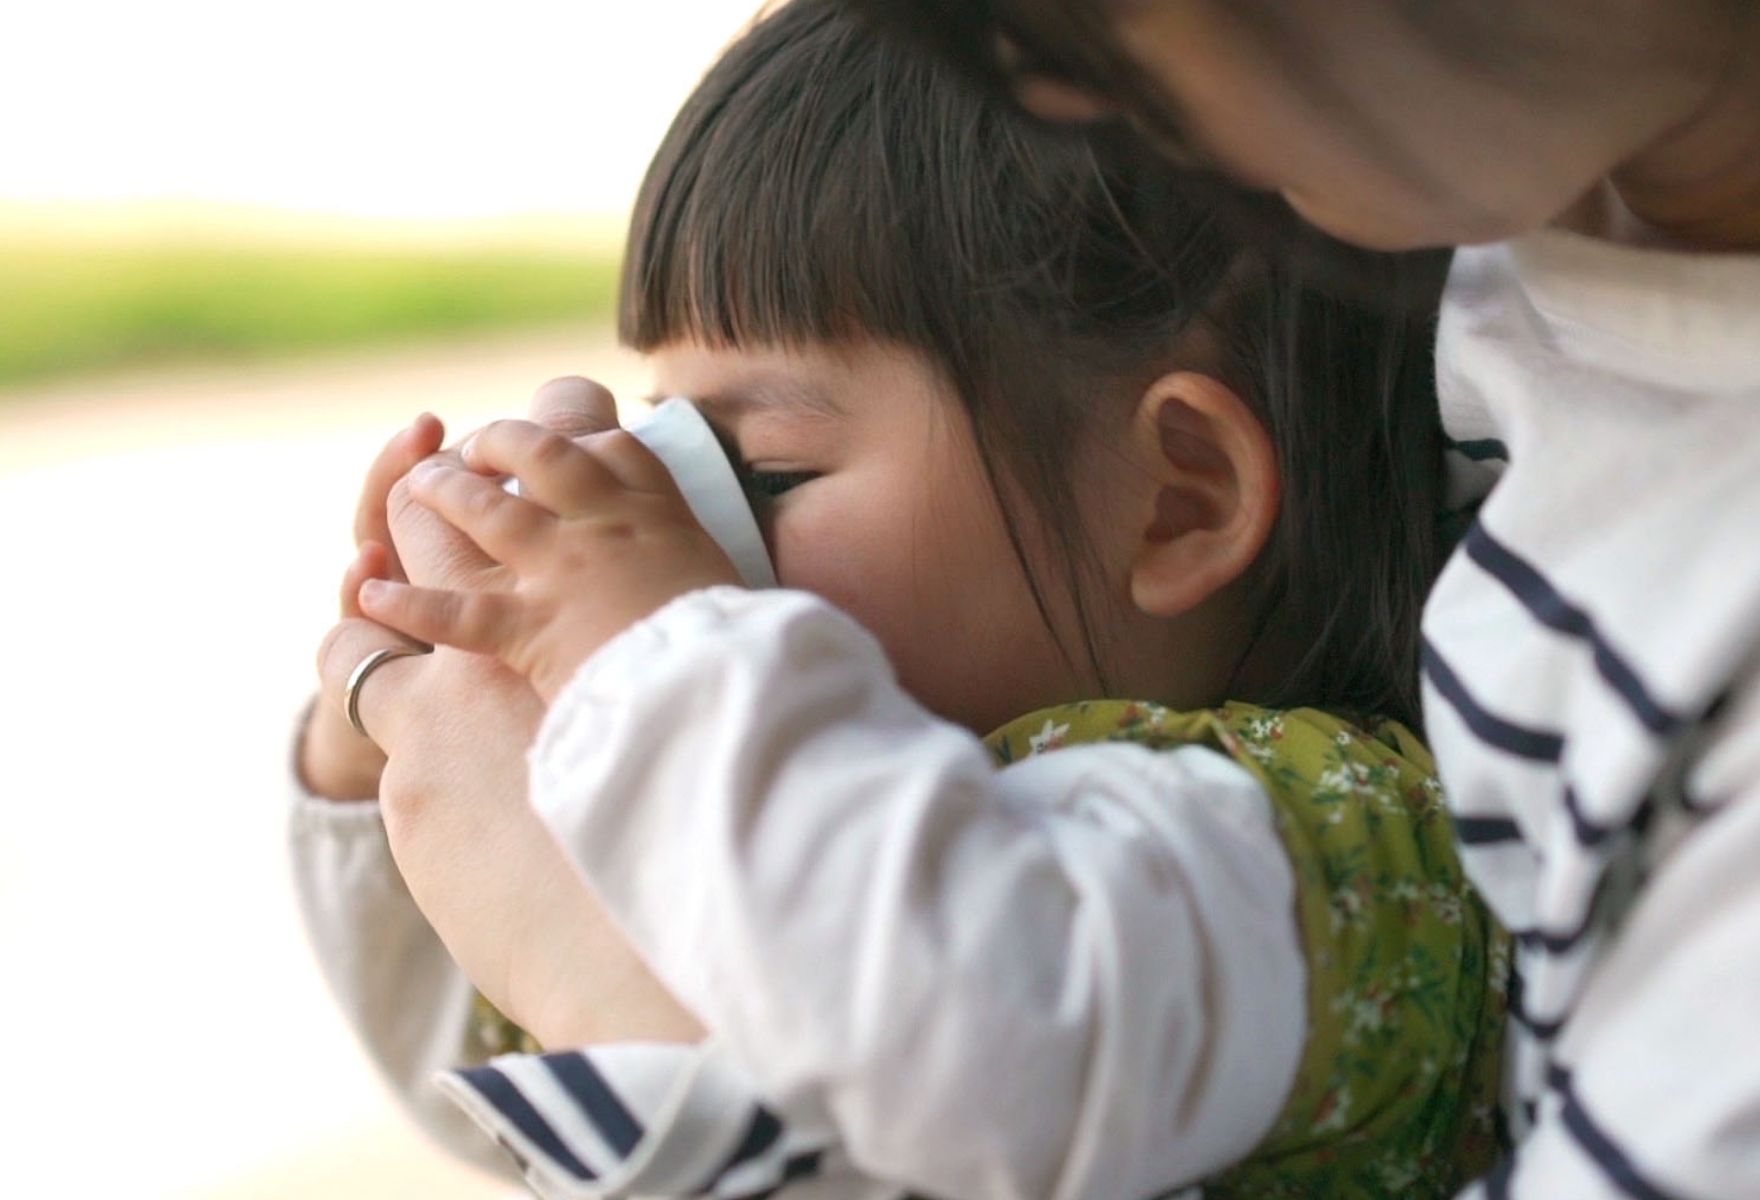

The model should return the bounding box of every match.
[825,2,1760,1198]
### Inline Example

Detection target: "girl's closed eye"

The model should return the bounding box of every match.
[696,416,820,501]
[742,466,817,500]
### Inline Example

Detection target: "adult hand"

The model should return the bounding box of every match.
[297,413,444,800]
[314,376,703,1045]
[301,376,618,796]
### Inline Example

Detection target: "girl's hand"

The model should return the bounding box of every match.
[297,414,445,800]
[359,419,743,702]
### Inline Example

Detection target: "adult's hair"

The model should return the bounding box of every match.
[620,0,1450,728]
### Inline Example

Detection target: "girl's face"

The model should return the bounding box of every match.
[1019,0,1663,249]
[648,338,1121,736]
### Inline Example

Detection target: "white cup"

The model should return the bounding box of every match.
[627,397,777,588]
[501,398,775,588]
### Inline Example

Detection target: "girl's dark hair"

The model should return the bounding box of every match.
[620,0,1450,728]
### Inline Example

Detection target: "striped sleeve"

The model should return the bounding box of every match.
[1455,776,1760,1200]
[435,1041,901,1200]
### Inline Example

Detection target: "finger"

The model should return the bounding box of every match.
[358,578,526,660]
[354,414,446,577]
[338,540,392,619]
[315,617,429,745]
[528,376,621,439]
[386,455,505,590]
[406,457,559,568]
[578,427,679,494]
[457,419,621,515]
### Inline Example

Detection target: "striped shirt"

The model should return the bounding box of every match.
[1423,228,1760,1198]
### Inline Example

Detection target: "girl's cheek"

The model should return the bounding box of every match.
[760,507,817,591]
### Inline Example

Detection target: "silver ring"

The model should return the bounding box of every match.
[343,645,427,738]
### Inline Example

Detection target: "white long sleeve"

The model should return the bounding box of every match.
[461,586,1306,1200]
[287,786,519,1180]
[289,761,780,1196]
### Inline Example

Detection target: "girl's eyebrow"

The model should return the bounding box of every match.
[687,379,844,424]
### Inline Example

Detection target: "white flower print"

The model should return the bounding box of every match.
[1028,718,1070,755]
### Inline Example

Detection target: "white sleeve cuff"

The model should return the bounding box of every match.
[437,1042,887,1200]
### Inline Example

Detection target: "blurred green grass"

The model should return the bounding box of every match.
[0,241,621,387]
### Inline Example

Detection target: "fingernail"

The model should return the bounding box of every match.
[359,579,389,604]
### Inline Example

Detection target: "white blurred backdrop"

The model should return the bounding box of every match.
[1,0,763,218]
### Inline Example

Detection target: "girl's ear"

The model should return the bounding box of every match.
[1126,371,1279,618]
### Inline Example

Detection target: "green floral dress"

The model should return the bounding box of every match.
[988,700,1509,1199]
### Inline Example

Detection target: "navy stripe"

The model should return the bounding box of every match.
[1550,1067,1688,1200]
[1447,436,1511,463]
[544,1052,645,1157]
[1514,910,1596,957]
[1702,687,1734,724]
[1513,796,1657,956]
[782,1151,825,1183]
[704,1106,784,1189]
[1562,785,1624,849]
[1508,970,1566,1041]
[1510,1006,1565,1041]
[1453,813,1525,845]
[1424,640,1566,762]
[458,1065,596,1181]
[743,1151,826,1200]
[1482,1152,1516,1200]
[1464,525,1682,736]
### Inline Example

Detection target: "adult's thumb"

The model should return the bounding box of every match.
[528,376,621,439]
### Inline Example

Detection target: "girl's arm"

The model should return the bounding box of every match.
[435,586,1306,1200]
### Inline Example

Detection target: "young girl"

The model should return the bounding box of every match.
[297,2,1505,1197]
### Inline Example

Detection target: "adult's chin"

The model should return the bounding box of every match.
[1281,187,1526,253]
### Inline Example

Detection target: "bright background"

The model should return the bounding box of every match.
[1,1,755,217]
[0,3,762,1197]
[0,1,782,387]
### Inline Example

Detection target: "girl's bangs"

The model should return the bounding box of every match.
[618,10,946,354]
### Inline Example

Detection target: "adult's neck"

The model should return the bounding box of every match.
[1593,7,1760,251]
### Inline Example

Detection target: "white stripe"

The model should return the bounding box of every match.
[494,1054,625,1177]
[608,1043,796,1194]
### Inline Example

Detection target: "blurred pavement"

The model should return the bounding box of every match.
[0,328,648,1198]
